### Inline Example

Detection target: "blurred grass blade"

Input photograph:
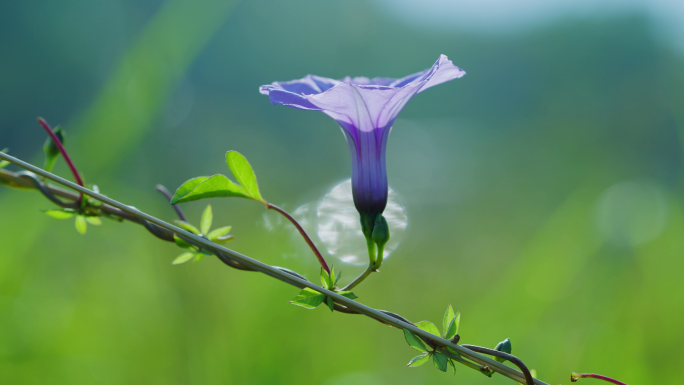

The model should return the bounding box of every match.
[70,0,243,172]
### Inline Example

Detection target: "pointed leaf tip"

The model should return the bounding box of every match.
[226,151,263,202]
[75,215,87,234]
[443,304,455,337]
[445,311,460,340]
[200,204,213,234]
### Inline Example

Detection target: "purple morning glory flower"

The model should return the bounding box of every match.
[260,55,465,246]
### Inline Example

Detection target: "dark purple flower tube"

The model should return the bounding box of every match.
[260,55,465,235]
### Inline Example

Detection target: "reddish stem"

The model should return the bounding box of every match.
[267,203,330,274]
[572,373,627,385]
[37,118,84,205]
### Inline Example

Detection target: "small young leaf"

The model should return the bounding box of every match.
[415,321,440,336]
[329,265,336,287]
[208,226,231,240]
[407,354,430,367]
[289,287,325,309]
[443,304,455,336]
[171,175,249,204]
[172,252,195,265]
[43,209,75,219]
[433,351,448,372]
[326,296,335,312]
[403,329,428,352]
[336,291,358,300]
[494,338,512,363]
[226,151,263,201]
[174,220,200,234]
[320,267,332,289]
[174,234,193,249]
[75,215,87,234]
[85,216,102,226]
[444,311,460,340]
[334,270,341,286]
[200,204,213,235]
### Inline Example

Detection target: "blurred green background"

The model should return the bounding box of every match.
[1,0,684,384]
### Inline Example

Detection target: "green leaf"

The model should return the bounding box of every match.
[320,268,332,289]
[75,215,87,234]
[226,151,263,201]
[289,287,325,309]
[494,338,512,363]
[43,126,66,173]
[415,321,440,336]
[329,265,336,287]
[443,304,455,337]
[326,296,335,312]
[85,216,102,226]
[445,311,460,340]
[336,291,358,300]
[407,354,430,367]
[200,204,213,234]
[207,226,231,240]
[43,209,75,219]
[171,175,249,204]
[433,351,448,372]
[174,220,200,234]
[334,270,341,286]
[174,234,193,249]
[403,329,428,352]
[172,252,195,265]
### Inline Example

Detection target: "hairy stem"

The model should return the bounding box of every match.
[571,373,627,384]
[37,117,84,205]
[266,203,330,274]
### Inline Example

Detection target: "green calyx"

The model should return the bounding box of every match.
[371,215,389,269]
[360,213,391,270]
